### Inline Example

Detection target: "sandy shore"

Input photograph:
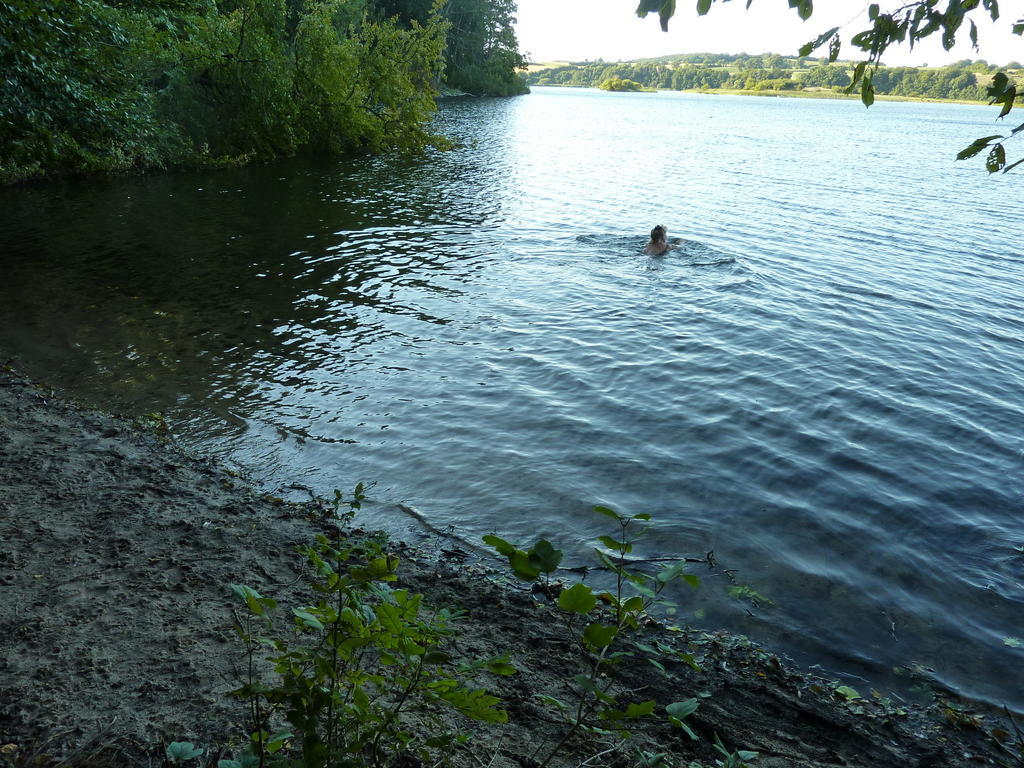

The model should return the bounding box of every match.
[0,365,1015,767]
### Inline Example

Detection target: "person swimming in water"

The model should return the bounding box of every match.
[643,225,674,255]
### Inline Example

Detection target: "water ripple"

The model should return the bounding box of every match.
[1,88,1022,711]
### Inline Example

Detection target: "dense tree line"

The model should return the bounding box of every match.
[527,53,1003,102]
[375,0,526,96]
[0,0,527,183]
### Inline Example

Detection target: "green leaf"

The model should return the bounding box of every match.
[166,743,204,764]
[625,699,656,718]
[828,34,841,61]
[678,721,698,740]
[583,622,619,649]
[636,0,664,15]
[597,535,621,551]
[482,534,515,557]
[229,583,251,602]
[558,583,597,614]
[349,555,399,583]
[788,0,813,21]
[799,26,839,57]
[676,651,701,671]
[230,584,272,616]
[593,505,622,521]
[999,86,1017,117]
[292,608,324,631]
[726,584,770,605]
[630,580,658,599]
[622,595,645,612]
[535,693,569,711]
[655,561,685,584]
[423,649,451,664]
[835,685,862,700]
[988,71,1010,96]
[957,135,1003,160]
[696,0,711,16]
[659,0,676,30]
[353,684,370,712]
[265,732,292,754]
[942,22,957,50]
[508,549,541,581]
[600,707,627,722]
[861,74,875,107]
[433,685,508,723]
[595,549,626,576]
[986,143,1007,172]
[635,751,669,768]
[529,539,563,573]
[666,699,699,720]
[632,512,652,521]
[574,674,600,694]
[849,61,866,92]
[485,656,518,675]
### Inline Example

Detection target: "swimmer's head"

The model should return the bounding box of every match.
[650,225,667,242]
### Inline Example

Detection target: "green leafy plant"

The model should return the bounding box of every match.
[724,584,772,609]
[165,742,204,765]
[227,490,510,768]
[710,733,759,768]
[327,482,366,525]
[484,505,708,767]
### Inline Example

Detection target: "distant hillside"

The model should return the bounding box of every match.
[525,53,1023,101]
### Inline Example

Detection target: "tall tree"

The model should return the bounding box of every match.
[367,0,530,95]
[0,0,453,181]
[443,0,528,95]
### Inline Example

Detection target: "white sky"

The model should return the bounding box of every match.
[514,0,1024,67]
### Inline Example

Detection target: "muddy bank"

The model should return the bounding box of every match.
[0,366,1017,767]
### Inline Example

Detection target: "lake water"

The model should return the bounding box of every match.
[2,87,1022,710]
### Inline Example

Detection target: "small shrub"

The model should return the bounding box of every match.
[227,487,511,768]
[485,505,710,767]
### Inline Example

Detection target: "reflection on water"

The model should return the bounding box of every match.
[1,89,1023,711]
